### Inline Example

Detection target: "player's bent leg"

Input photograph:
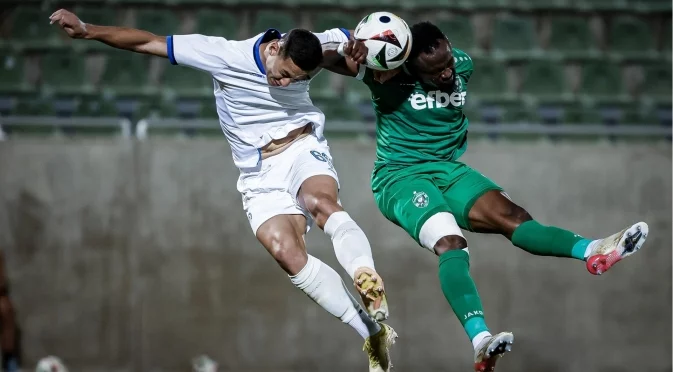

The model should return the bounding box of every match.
[256,214,384,342]
[419,213,513,371]
[469,190,649,274]
[299,175,389,321]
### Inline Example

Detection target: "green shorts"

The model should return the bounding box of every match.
[372,161,502,245]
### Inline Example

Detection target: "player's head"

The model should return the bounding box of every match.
[265,29,323,87]
[405,21,455,90]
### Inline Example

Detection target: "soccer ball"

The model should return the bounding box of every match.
[354,11,412,71]
[35,356,69,372]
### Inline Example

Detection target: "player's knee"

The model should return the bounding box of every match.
[419,212,466,256]
[433,235,468,256]
[303,191,341,228]
[500,203,532,226]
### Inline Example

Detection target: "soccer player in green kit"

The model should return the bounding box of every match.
[326,20,649,371]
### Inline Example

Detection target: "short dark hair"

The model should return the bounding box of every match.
[407,21,447,64]
[279,29,323,72]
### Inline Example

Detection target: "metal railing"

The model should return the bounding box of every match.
[0,116,133,139]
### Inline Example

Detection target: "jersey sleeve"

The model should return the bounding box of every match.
[313,28,351,45]
[452,48,474,83]
[166,34,230,74]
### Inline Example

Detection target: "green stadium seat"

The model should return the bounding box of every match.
[492,15,537,59]
[641,62,672,101]
[75,6,118,27]
[576,0,628,11]
[338,0,397,8]
[163,65,213,96]
[194,9,240,39]
[100,51,151,94]
[40,53,89,93]
[662,18,671,52]
[344,76,372,104]
[252,10,296,34]
[314,98,363,121]
[469,57,508,99]
[135,9,180,37]
[313,12,359,33]
[548,16,596,59]
[609,16,656,59]
[436,16,476,52]
[0,53,29,93]
[74,96,119,117]
[520,60,568,100]
[580,61,626,102]
[309,70,338,100]
[9,6,63,48]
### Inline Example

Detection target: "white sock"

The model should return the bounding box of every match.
[584,239,602,258]
[324,211,376,279]
[290,255,380,339]
[472,331,492,350]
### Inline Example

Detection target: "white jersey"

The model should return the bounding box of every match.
[167,28,351,169]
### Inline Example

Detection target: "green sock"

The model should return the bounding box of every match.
[511,220,592,260]
[438,249,489,341]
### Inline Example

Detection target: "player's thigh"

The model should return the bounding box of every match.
[375,176,452,246]
[291,139,342,227]
[442,163,503,231]
[468,190,532,238]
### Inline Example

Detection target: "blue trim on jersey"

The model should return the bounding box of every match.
[257,148,262,164]
[339,28,351,40]
[253,29,282,75]
[167,35,177,65]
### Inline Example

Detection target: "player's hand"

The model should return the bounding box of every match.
[341,39,368,64]
[49,9,88,39]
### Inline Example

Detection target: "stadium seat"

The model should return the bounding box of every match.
[8,6,63,48]
[580,61,626,102]
[641,62,672,101]
[436,16,476,52]
[135,9,180,37]
[520,60,568,99]
[492,15,538,58]
[313,12,359,33]
[40,53,89,93]
[309,70,338,100]
[74,95,119,117]
[548,16,596,59]
[100,51,151,94]
[252,10,296,34]
[163,64,213,96]
[0,53,29,93]
[662,17,671,52]
[194,9,240,39]
[468,57,509,99]
[609,16,656,59]
[343,75,372,104]
[314,98,363,121]
[75,6,118,28]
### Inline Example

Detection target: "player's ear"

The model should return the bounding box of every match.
[268,40,281,56]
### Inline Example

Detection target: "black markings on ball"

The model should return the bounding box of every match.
[379,16,391,23]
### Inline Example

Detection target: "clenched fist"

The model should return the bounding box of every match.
[339,39,368,65]
[49,9,88,39]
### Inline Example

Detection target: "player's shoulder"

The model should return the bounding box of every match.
[452,47,473,75]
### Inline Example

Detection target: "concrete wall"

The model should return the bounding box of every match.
[0,138,670,372]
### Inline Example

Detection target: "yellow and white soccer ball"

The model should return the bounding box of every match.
[354,11,413,71]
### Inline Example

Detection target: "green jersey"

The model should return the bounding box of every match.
[361,48,473,169]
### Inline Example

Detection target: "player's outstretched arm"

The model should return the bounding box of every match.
[50,9,167,57]
[321,29,365,77]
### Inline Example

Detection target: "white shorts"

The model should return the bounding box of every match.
[237,133,340,235]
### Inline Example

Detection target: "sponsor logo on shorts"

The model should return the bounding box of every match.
[247,212,252,220]
[412,191,429,208]
[310,150,335,172]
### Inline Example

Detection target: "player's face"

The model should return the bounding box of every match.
[265,41,310,87]
[412,39,455,90]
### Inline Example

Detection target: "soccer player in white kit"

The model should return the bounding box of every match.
[51,8,396,371]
